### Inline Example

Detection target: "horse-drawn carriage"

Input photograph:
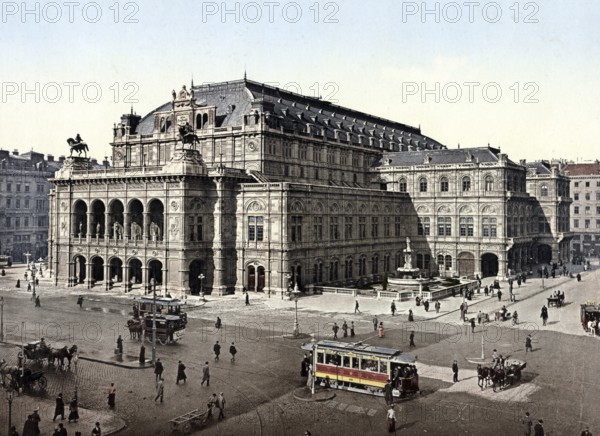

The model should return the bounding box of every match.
[7,367,47,391]
[23,341,77,368]
[580,304,600,331]
[478,359,526,392]
[127,297,187,344]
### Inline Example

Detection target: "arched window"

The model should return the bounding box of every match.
[398,178,407,192]
[419,178,428,193]
[371,254,379,274]
[462,176,471,192]
[540,185,548,197]
[440,177,449,192]
[344,257,353,279]
[485,176,494,191]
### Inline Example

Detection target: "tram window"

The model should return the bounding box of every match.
[317,352,324,364]
[325,354,340,365]
[361,358,378,372]
[352,358,359,369]
[379,361,388,374]
[342,356,351,368]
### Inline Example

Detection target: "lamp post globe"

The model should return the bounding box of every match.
[292,282,301,337]
[198,274,205,296]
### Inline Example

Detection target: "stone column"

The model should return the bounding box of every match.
[142,266,149,293]
[67,261,74,287]
[124,212,130,240]
[86,212,93,242]
[213,178,226,295]
[86,261,92,289]
[143,212,150,241]
[162,267,168,296]
[104,211,111,240]
[104,263,111,291]
[123,265,130,292]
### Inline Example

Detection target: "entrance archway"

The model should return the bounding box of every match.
[481,253,499,277]
[257,266,265,292]
[73,200,87,236]
[128,258,142,284]
[148,199,164,241]
[128,199,144,241]
[537,244,552,264]
[189,259,205,295]
[458,252,475,277]
[91,257,104,283]
[91,200,105,237]
[108,200,124,239]
[247,265,256,292]
[74,255,86,284]
[148,259,163,285]
[109,258,123,283]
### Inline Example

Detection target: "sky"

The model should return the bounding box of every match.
[1,0,599,163]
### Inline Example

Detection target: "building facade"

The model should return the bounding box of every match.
[48,78,571,295]
[0,150,63,262]
[563,162,600,258]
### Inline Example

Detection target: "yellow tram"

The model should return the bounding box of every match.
[302,340,419,398]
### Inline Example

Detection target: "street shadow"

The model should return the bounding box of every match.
[547,321,560,325]
[397,420,418,432]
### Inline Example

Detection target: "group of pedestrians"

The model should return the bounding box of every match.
[331,320,356,339]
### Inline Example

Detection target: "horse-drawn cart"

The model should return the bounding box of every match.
[23,341,51,365]
[8,368,47,391]
[168,409,208,434]
[504,359,526,384]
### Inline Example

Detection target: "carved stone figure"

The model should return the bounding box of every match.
[67,134,89,157]
[113,222,123,240]
[178,85,190,100]
[131,222,142,241]
[150,222,160,241]
[403,237,413,269]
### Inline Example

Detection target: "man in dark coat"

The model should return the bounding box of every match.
[53,393,65,421]
[525,334,533,352]
[154,358,164,381]
[139,344,146,364]
[229,343,237,362]
[384,380,393,405]
[452,360,459,382]
[408,309,414,322]
[522,412,532,436]
[22,415,37,436]
[533,419,545,436]
[409,331,416,348]
[332,323,339,339]
[540,306,549,326]
[214,341,221,361]
[176,361,187,384]
[31,409,41,435]
[245,292,250,305]
[116,335,123,354]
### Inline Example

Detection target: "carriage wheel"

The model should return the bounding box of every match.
[37,376,48,390]
[169,422,178,432]
[181,421,192,434]
[158,337,168,346]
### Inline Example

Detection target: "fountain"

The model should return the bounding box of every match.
[388,237,431,290]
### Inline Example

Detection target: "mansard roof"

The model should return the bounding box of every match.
[136,78,445,150]
[373,146,513,167]
[525,161,552,175]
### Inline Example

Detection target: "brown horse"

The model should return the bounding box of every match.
[126,319,144,341]
[0,359,19,386]
[491,368,506,392]
[49,345,78,369]
[477,364,493,390]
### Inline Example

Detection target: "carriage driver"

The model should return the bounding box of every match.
[39,338,48,351]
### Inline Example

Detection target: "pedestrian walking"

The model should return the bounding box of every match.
[16,279,20,288]
[484,285,489,296]
[384,379,393,405]
[76,295,83,309]
[229,343,237,362]
[154,358,164,382]
[452,360,459,382]
[27,282,32,292]
[435,300,441,313]
[176,361,187,384]
[408,309,414,322]
[342,321,348,338]
[206,393,218,419]
[91,422,101,436]
[34,295,40,307]
[497,290,502,301]
[154,378,164,403]
[116,335,123,355]
[540,305,548,326]
[332,322,339,339]
[217,392,226,420]
[350,321,355,337]
[373,316,378,331]
[522,412,532,436]
[22,414,37,436]
[53,393,65,421]
[213,341,221,361]
[525,334,533,352]
[409,330,415,348]
[215,316,222,330]
[386,405,396,433]
[378,322,385,338]
[201,362,210,386]
[391,301,397,316]
[470,318,476,334]
[139,344,146,364]
[68,398,79,423]
[9,425,17,436]
[107,382,116,408]
[423,299,429,312]
[580,426,592,436]
[301,355,309,377]
[534,419,545,436]
[245,291,250,305]
[355,300,360,313]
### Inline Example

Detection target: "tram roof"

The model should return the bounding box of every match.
[303,340,417,363]
[136,296,185,306]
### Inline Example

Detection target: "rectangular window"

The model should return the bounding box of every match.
[437,217,451,236]
[6,198,11,208]
[248,216,264,241]
[459,217,474,237]
[371,217,378,238]
[359,217,366,238]
[24,184,29,192]
[585,219,590,229]
[383,217,390,237]
[313,217,323,240]
[574,219,579,228]
[16,184,21,192]
[344,217,353,240]
[596,192,600,201]
[395,217,401,236]
[24,199,30,209]
[597,206,600,215]
[418,217,430,236]
[291,216,303,242]
[585,206,591,215]
[16,199,20,209]
[6,183,11,192]
[329,217,339,240]
[574,193,579,200]
[24,217,29,227]
[574,182,579,187]
[196,216,203,241]
[15,218,20,229]
[574,206,580,214]
[6,217,11,228]
[586,182,590,187]
[596,220,600,229]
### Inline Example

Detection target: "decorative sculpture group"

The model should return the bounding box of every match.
[66,134,89,157]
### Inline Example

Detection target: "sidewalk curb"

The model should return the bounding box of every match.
[293,387,336,402]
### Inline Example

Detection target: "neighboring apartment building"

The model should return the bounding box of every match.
[48,77,570,295]
[563,162,600,258]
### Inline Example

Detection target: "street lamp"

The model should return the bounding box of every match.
[0,297,4,342]
[24,252,31,269]
[198,274,205,297]
[150,277,157,365]
[283,273,291,300]
[292,283,301,337]
[7,391,13,435]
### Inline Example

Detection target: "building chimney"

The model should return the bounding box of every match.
[59,155,65,163]
[47,154,54,162]
[12,149,19,156]
[520,159,526,166]
[91,158,98,165]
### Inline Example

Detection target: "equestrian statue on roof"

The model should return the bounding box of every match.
[66,133,89,157]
